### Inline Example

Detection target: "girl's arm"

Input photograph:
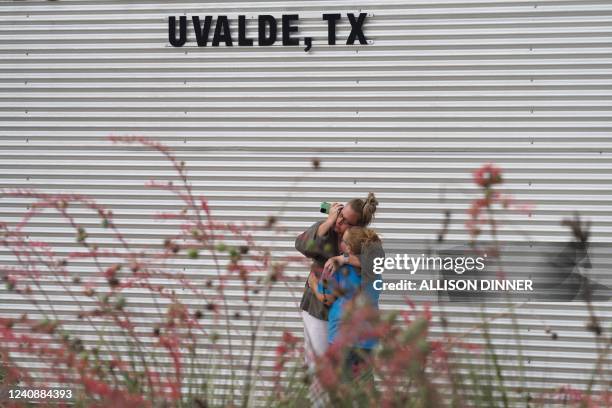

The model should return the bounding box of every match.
[308,273,337,306]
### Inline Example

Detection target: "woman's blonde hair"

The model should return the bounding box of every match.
[344,227,380,255]
[347,192,378,227]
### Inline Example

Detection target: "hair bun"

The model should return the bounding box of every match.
[361,192,378,224]
[347,192,379,227]
[365,192,378,209]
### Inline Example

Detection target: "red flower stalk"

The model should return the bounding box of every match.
[272,330,302,397]
[157,333,182,400]
[473,163,503,188]
[467,164,534,239]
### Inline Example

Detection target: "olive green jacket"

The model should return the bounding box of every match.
[295,220,385,321]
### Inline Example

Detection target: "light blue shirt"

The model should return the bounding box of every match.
[318,264,379,348]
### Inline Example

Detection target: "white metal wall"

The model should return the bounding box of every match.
[0,0,610,405]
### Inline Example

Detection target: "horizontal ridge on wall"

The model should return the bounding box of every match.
[0,0,610,405]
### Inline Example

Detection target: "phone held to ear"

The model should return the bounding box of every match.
[320,202,343,214]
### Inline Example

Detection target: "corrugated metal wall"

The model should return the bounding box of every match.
[0,0,610,405]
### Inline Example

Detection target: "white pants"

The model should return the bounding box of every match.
[302,310,328,366]
[301,310,329,407]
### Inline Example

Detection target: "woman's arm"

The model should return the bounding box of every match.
[345,253,361,268]
[322,253,361,278]
[295,221,336,260]
[359,241,385,306]
[316,202,342,237]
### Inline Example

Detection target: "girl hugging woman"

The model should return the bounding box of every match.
[307,226,381,381]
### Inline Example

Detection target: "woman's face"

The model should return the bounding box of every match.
[334,204,359,235]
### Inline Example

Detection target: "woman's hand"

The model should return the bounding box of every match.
[327,202,343,224]
[317,202,343,237]
[322,255,343,279]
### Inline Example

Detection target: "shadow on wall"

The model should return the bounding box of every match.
[437,240,610,303]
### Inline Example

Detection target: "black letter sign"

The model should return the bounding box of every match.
[346,13,368,45]
[171,13,370,49]
[322,13,341,45]
[258,15,277,46]
[192,16,212,46]
[169,16,187,47]
[282,14,299,46]
[212,16,233,46]
[238,15,254,46]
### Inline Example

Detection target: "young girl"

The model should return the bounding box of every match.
[308,226,381,380]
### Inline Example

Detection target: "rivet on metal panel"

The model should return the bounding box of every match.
[528,182,532,186]
[356,80,359,84]
[368,40,374,45]
[353,180,357,184]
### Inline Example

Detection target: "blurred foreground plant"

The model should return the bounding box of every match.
[0,136,308,407]
[0,145,608,408]
[292,163,610,408]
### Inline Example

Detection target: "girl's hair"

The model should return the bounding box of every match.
[347,192,378,227]
[344,227,380,255]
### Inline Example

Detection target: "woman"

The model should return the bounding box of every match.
[294,193,384,396]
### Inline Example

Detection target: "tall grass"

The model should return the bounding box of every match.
[0,139,608,407]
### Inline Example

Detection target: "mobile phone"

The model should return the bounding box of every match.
[320,202,331,214]
[321,202,343,214]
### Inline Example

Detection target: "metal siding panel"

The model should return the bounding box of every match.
[0,0,610,405]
